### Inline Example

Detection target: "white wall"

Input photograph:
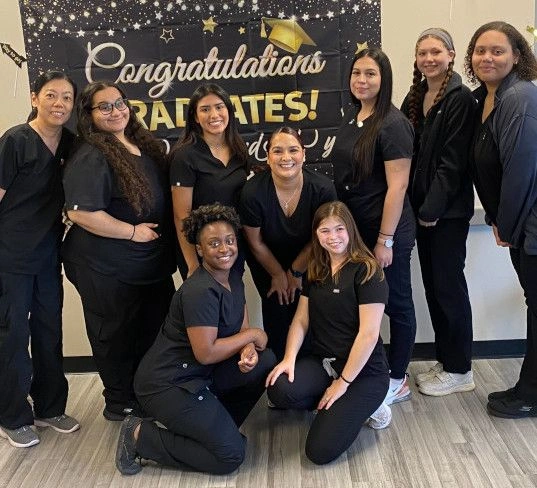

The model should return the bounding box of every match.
[1,0,532,356]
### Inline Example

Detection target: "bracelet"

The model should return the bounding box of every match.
[340,374,352,384]
[129,224,136,241]
[378,231,394,237]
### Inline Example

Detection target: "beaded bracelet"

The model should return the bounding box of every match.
[129,224,136,241]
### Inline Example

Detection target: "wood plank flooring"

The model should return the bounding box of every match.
[1,359,536,488]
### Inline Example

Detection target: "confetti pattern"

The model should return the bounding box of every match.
[19,0,381,164]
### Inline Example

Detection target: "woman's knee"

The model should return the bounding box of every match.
[305,440,341,465]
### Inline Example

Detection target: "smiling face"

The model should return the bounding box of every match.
[267,132,305,181]
[196,221,237,273]
[90,86,130,136]
[31,78,75,128]
[195,93,229,139]
[349,55,381,105]
[316,216,350,259]
[472,30,519,89]
[416,36,454,83]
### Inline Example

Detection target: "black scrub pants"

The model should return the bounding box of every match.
[358,203,417,380]
[416,218,473,373]
[0,260,68,429]
[510,247,537,402]
[267,355,389,465]
[64,261,174,411]
[134,349,276,474]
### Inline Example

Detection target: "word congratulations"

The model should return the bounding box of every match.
[86,42,326,98]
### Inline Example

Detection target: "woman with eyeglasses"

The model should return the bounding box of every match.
[62,81,176,422]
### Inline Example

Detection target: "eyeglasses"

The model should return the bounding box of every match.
[91,97,128,115]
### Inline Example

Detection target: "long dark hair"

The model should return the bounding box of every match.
[464,21,537,84]
[308,201,383,284]
[407,28,455,128]
[27,70,77,122]
[76,81,167,216]
[170,83,248,165]
[348,48,393,184]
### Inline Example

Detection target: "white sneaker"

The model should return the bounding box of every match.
[415,362,443,386]
[418,370,475,397]
[384,375,411,405]
[367,402,392,430]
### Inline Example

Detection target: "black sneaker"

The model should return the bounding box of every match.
[488,386,518,402]
[104,402,145,422]
[115,415,143,475]
[487,396,537,419]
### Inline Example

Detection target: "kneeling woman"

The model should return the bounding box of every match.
[266,201,390,465]
[116,204,276,475]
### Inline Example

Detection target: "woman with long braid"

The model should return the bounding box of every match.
[401,28,476,396]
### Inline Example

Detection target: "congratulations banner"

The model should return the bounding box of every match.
[19,0,380,167]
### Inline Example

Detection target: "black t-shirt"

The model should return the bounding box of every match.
[134,267,245,396]
[0,124,74,274]
[332,104,414,225]
[169,135,249,210]
[239,167,337,270]
[303,261,389,377]
[62,143,175,284]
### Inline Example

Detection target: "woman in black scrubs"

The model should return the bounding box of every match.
[170,83,249,279]
[116,204,276,476]
[466,22,537,418]
[63,81,175,422]
[240,127,337,360]
[331,48,416,405]
[0,70,79,448]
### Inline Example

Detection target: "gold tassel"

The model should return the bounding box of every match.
[260,18,267,38]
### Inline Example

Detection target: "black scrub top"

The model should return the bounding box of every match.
[332,104,414,225]
[0,124,74,274]
[239,167,337,269]
[170,135,249,210]
[62,142,175,284]
[304,261,389,377]
[134,267,245,396]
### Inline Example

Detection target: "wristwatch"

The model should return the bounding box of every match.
[289,267,304,278]
[377,237,394,248]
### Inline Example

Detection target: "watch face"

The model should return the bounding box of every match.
[384,239,394,248]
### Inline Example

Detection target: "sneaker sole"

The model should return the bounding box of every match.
[104,409,128,422]
[0,427,40,448]
[385,390,412,406]
[115,420,142,475]
[487,403,537,419]
[34,419,80,433]
[418,382,475,397]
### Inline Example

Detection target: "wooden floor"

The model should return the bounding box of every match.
[1,358,537,488]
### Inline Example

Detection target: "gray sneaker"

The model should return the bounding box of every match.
[0,425,40,448]
[34,414,80,433]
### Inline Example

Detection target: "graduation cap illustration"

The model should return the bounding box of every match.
[261,17,317,54]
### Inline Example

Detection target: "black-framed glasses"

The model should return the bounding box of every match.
[91,97,128,115]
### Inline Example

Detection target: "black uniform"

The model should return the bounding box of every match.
[267,262,389,464]
[0,124,73,429]
[239,168,337,360]
[134,267,276,474]
[332,104,417,380]
[62,143,175,414]
[401,72,476,374]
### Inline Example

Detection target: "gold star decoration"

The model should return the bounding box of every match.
[355,41,368,54]
[202,16,218,33]
[238,26,246,35]
[160,28,174,43]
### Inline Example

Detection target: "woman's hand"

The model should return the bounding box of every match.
[374,243,393,268]
[285,270,302,303]
[238,344,258,373]
[492,224,511,247]
[268,270,290,305]
[131,223,160,242]
[266,357,296,386]
[317,378,349,410]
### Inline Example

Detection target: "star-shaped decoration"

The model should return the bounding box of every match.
[327,11,334,19]
[133,22,141,30]
[77,29,85,37]
[51,24,57,32]
[238,26,246,35]
[160,28,174,43]
[355,41,368,53]
[302,14,309,21]
[352,4,360,13]
[156,12,163,20]
[252,5,258,11]
[202,16,218,33]
[107,29,115,36]
[278,11,285,19]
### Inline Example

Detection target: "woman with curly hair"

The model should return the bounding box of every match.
[116,204,276,476]
[400,28,476,396]
[466,21,537,418]
[62,81,176,421]
[170,83,249,279]
[266,201,390,465]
